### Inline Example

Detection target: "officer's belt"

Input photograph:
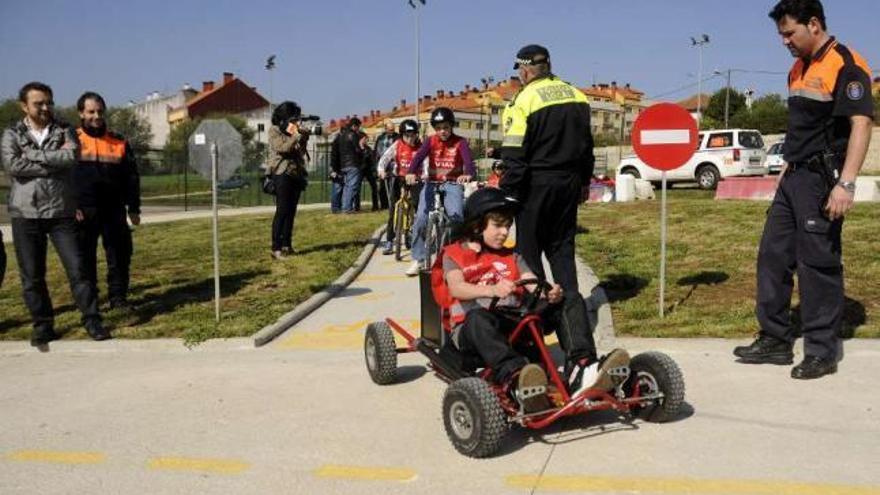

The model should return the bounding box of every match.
[787,153,828,172]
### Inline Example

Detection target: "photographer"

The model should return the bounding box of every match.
[267,101,309,260]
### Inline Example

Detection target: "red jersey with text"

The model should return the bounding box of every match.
[428,134,466,181]
[394,140,419,177]
[437,242,528,328]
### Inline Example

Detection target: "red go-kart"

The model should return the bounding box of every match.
[363,269,685,458]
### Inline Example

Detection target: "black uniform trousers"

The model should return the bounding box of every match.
[271,174,303,252]
[12,217,100,331]
[77,205,133,304]
[457,308,528,384]
[756,165,843,361]
[516,171,597,363]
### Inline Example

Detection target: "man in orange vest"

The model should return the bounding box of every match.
[74,92,141,309]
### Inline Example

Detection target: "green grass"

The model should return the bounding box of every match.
[577,189,879,338]
[0,210,383,343]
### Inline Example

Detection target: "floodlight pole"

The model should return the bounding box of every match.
[409,0,426,129]
[211,143,221,323]
[691,34,710,127]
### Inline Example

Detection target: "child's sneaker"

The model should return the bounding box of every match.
[515,364,551,413]
[405,261,421,276]
[381,241,393,255]
[568,349,631,397]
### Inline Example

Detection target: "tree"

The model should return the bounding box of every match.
[0,98,21,130]
[704,87,747,125]
[729,94,788,135]
[107,107,153,154]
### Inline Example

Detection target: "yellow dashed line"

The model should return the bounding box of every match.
[314,464,417,482]
[354,291,391,302]
[7,450,106,465]
[506,475,880,495]
[147,456,250,475]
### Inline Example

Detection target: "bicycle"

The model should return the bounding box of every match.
[422,181,453,270]
[391,183,415,261]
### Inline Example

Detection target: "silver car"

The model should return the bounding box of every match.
[764,141,785,174]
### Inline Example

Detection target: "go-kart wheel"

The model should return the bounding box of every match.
[624,351,685,422]
[442,377,507,458]
[364,322,397,385]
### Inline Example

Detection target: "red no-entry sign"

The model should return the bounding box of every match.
[631,103,699,171]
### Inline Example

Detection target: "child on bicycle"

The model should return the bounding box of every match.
[404,107,475,276]
[441,188,629,413]
[377,119,422,255]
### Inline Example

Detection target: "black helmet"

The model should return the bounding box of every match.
[398,119,419,135]
[463,187,520,225]
[430,107,455,127]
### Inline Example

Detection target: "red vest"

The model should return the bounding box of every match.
[427,134,464,181]
[394,140,419,177]
[432,242,521,328]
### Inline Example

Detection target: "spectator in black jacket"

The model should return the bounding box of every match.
[74,92,141,309]
[334,118,365,213]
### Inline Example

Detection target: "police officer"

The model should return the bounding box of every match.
[498,44,605,390]
[74,92,141,309]
[734,0,874,379]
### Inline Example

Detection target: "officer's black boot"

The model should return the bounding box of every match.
[733,334,793,364]
[791,356,837,379]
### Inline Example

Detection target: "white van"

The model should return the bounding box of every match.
[616,129,768,189]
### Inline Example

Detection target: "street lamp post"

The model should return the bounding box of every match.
[408,0,426,129]
[690,34,710,126]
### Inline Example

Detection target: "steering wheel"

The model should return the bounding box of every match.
[488,277,553,313]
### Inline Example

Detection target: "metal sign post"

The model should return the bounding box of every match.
[187,119,243,325]
[211,143,221,323]
[630,104,698,318]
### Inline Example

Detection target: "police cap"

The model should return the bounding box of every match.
[513,44,550,70]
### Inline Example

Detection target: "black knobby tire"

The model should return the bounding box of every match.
[393,203,406,261]
[624,351,685,422]
[696,164,721,190]
[364,322,398,385]
[442,377,508,458]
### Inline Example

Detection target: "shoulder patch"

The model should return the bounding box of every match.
[846,81,865,101]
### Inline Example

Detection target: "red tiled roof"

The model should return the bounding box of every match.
[185,77,268,118]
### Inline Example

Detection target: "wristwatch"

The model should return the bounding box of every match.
[837,180,856,194]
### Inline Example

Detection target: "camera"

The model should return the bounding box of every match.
[292,115,323,136]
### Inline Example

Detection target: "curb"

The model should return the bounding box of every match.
[252,225,386,347]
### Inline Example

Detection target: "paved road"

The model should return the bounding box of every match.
[1,238,879,494]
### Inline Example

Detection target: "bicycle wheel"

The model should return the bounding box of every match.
[393,202,406,261]
[424,215,438,269]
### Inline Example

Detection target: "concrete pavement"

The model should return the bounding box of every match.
[1,234,879,494]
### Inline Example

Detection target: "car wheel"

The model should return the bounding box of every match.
[442,377,508,458]
[620,167,641,179]
[696,165,720,190]
[364,321,397,385]
[623,351,685,422]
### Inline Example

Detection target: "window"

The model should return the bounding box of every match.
[490,124,499,131]
[738,131,764,149]
[707,132,733,148]
[696,133,704,150]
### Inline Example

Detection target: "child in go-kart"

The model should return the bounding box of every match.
[441,188,629,413]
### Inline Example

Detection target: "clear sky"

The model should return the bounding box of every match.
[1,0,877,120]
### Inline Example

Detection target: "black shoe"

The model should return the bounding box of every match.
[85,320,112,341]
[733,334,793,364]
[791,356,837,379]
[30,328,60,347]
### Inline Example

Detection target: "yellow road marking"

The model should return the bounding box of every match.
[147,457,250,475]
[7,450,106,465]
[277,319,419,350]
[314,464,417,482]
[506,475,880,495]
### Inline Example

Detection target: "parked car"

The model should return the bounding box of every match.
[217,175,250,191]
[616,129,768,190]
[763,140,785,174]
